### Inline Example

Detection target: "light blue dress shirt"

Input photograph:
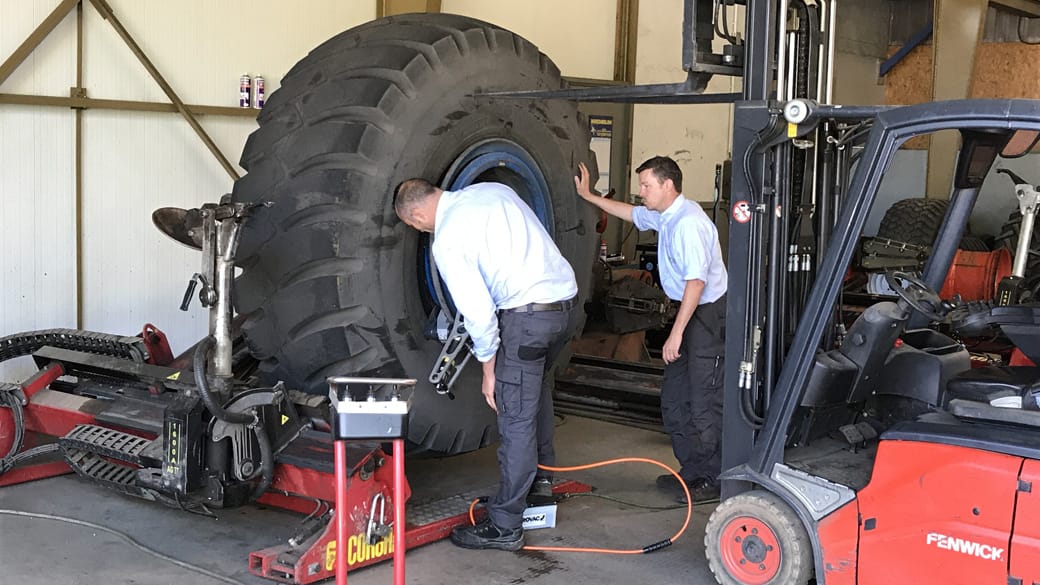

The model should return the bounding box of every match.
[631,195,728,303]
[432,183,578,362]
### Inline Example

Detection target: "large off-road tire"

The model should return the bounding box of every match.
[705,491,813,585]
[877,198,949,247]
[230,14,598,454]
[877,197,989,251]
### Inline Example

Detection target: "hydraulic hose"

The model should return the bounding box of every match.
[193,336,273,499]
[193,336,252,425]
[0,390,25,475]
[251,422,274,500]
[467,457,693,555]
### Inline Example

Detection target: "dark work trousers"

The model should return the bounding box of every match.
[660,295,726,484]
[487,305,577,530]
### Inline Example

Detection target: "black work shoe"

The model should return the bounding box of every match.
[676,478,721,505]
[656,473,692,492]
[450,518,524,551]
[527,477,554,505]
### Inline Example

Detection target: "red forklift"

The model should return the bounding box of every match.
[707,100,1040,584]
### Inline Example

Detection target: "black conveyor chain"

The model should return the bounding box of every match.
[0,329,148,364]
[63,449,159,501]
[59,424,161,468]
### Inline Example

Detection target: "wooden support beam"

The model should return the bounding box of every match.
[926,0,988,199]
[377,0,441,18]
[0,92,258,117]
[614,0,639,83]
[0,0,80,88]
[89,0,241,180]
[990,0,1040,17]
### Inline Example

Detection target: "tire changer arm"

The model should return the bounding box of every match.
[996,169,1040,305]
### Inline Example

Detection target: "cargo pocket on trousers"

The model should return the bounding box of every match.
[494,364,523,417]
[695,355,724,390]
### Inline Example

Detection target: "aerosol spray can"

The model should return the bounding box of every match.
[253,75,265,109]
[239,74,252,108]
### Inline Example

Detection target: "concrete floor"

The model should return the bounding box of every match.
[0,416,720,585]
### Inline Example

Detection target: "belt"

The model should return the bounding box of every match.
[702,294,726,307]
[501,297,577,314]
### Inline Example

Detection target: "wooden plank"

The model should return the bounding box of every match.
[884,41,1040,150]
[0,0,79,88]
[0,93,258,117]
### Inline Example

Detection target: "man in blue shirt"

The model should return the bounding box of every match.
[395,178,578,550]
[576,156,727,504]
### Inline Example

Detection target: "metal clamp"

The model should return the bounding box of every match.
[427,312,472,398]
[366,492,392,545]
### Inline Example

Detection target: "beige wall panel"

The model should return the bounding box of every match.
[0,0,78,94]
[82,1,376,104]
[78,111,249,355]
[0,2,79,382]
[629,0,737,201]
[441,0,617,79]
[831,52,884,106]
[0,106,78,382]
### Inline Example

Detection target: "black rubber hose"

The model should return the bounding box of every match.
[193,336,253,424]
[251,423,274,500]
[740,379,766,428]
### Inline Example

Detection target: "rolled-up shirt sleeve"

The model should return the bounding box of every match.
[433,244,501,362]
[630,206,660,232]
[674,221,710,283]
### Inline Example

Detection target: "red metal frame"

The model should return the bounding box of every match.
[0,364,82,486]
[249,437,592,585]
[2,362,593,585]
[250,442,408,585]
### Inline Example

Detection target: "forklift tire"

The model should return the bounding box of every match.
[705,490,813,585]
[229,14,597,454]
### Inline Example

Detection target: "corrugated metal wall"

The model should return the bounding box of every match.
[1,2,79,381]
[1,0,375,381]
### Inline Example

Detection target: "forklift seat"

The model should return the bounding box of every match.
[943,365,1040,428]
[943,365,1040,406]
[988,306,1040,366]
[955,305,1040,365]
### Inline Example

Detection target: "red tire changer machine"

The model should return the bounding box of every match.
[0,198,582,584]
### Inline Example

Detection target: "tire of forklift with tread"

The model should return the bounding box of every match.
[705,490,813,585]
[229,14,597,454]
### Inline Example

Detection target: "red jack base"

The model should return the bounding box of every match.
[248,438,592,585]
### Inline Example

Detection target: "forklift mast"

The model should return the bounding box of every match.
[500,0,1039,505]
[495,0,847,489]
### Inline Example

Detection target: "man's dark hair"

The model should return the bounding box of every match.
[394,178,438,218]
[635,156,682,193]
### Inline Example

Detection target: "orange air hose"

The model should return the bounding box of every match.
[467,457,692,555]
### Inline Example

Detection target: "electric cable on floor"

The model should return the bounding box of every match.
[561,491,712,510]
[467,457,695,555]
[0,509,248,585]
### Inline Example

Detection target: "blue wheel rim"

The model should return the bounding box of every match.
[421,139,553,315]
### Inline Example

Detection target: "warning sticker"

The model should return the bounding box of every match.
[732,200,752,224]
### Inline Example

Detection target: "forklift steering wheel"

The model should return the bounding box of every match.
[884,271,947,321]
